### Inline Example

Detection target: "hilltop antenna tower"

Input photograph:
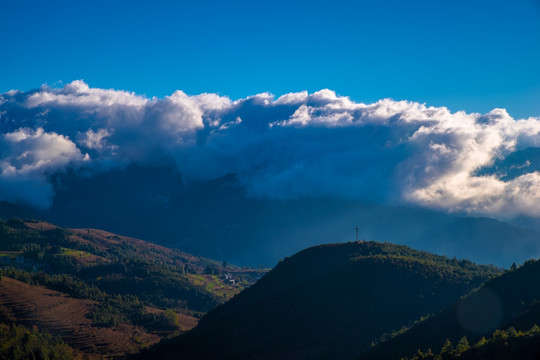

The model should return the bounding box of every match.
[355,226,359,242]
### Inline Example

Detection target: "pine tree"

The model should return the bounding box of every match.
[412,348,424,359]
[456,336,469,353]
[440,338,454,359]
[475,336,487,347]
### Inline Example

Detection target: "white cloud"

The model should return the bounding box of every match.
[1,127,86,175]
[3,81,540,218]
[0,127,87,207]
[275,91,308,105]
[146,90,205,136]
[78,128,116,150]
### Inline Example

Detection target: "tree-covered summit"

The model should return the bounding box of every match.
[143,240,500,360]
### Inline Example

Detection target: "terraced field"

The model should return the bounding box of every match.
[0,277,160,358]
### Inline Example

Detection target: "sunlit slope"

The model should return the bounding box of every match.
[0,218,262,358]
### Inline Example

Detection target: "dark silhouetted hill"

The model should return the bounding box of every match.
[363,257,540,360]
[142,241,499,360]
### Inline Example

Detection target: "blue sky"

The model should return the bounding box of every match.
[1,0,540,118]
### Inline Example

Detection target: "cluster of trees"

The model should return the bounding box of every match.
[346,241,501,279]
[0,322,73,360]
[90,294,149,328]
[0,219,101,256]
[0,219,106,275]
[407,325,540,360]
[0,266,189,331]
[0,268,103,300]
[83,258,223,312]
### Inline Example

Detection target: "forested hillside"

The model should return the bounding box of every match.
[143,241,500,360]
[363,257,540,360]
[404,325,540,360]
[0,322,75,360]
[0,218,264,358]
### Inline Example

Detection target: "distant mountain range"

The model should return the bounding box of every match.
[2,163,540,268]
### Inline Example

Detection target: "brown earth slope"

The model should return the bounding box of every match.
[24,221,205,269]
[0,277,160,358]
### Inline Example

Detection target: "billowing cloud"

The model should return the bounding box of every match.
[2,81,540,218]
[0,127,87,207]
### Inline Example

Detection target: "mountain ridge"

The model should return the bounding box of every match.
[3,164,540,268]
[142,241,500,360]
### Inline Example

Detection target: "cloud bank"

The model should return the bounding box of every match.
[2,81,540,218]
